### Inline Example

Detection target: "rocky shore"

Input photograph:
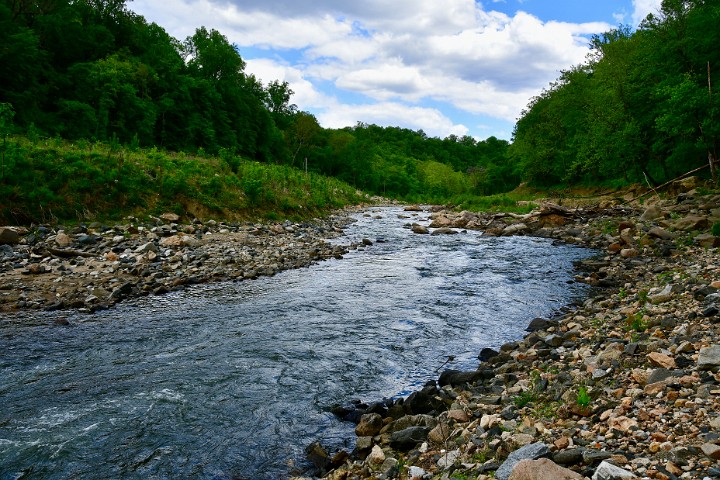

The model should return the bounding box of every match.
[0,211,366,316]
[300,179,720,480]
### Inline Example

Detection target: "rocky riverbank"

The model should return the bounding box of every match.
[303,179,720,480]
[0,210,371,316]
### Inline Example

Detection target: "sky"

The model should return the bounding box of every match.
[128,0,663,141]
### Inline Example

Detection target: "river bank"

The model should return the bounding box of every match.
[307,179,720,480]
[0,210,379,316]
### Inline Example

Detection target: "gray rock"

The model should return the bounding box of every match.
[698,345,720,371]
[583,450,612,464]
[389,426,430,451]
[544,334,564,347]
[647,368,680,384]
[592,460,638,479]
[431,227,458,235]
[647,226,675,240]
[495,443,550,480]
[553,448,585,465]
[526,317,558,332]
[640,206,664,221]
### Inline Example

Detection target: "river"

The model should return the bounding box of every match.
[0,207,593,479]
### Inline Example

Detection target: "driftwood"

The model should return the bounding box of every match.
[45,247,98,258]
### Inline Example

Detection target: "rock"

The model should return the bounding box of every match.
[305,441,330,474]
[437,449,461,468]
[428,422,451,444]
[526,318,558,332]
[648,227,675,240]
[389,426,430,451]
[0,227,20,245]
[640,206,664,221]
[431,227,458,235]
[697,345,720,371]
[355,413,383,437]
[447,409,469,422]
[672,215,710,231]
[695,233,720,248]
[135,242,159,253]
[160,212,180,222]
[647,352,676,369]
[648,284,674,304]
[592,461,638,479]
[438,369,492,387]
[408,466,426,479]
[55,232,72,247]
[411,224,429,234]
[368,444,385,464]
[553,448,585,466]
[404,205,423,212]
[495,443,550,480]
[620,248,638,258]
[429,216,452,228]
[702,443,720,460]
[509,458,585,480]
[479,347,500,361]
[503,223,528,236]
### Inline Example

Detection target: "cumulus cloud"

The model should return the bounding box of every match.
[632,0,662,26]
[130,0,616,138]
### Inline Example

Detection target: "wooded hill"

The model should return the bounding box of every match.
[0,0,718,223]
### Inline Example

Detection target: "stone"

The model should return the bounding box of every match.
[701,443,720,460]
[647,352,676,369]
[160,212,180,222]
[0,227,20,245]
[55,232,72,247]
[411,224,429,234]
[438,369,492,387]
[437,449,461,468]
[647,227,675,240]
[509,458,584,480]
[503,223,528,235]
[607,416,638,433]
[672,215,710,231]
[368,444,385,464]
[553,448,585,466]
[428,422,451,444]
[695,233,720,248]
[592,461,638,479]
[479,347,500,361]
[431,227,458,235]
[698,345,720,371]
[389,426,430,451]
[526,318,559,332]
[648,284,673,304]
[640,206,664,221]
[408,466,426,479]
[355,413,383,437]
[447,409,469,422]
[495,443,550,480]
[305,441,330,473]
[620,248,638,258]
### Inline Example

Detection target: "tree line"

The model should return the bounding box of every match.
[510,0,720,187]
[2,0,716,206]
[0,0,515,204]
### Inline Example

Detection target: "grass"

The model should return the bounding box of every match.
[0,135,366,224]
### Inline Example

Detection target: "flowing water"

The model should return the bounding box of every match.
[0,207,593,479]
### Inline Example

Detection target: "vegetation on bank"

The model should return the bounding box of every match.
[1,0,719,224]
[0,136,365,224]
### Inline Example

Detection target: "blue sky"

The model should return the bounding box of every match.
[129,0,662,141]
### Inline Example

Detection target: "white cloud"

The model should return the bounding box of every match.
[632,0,662,26]
[130,0,617,138]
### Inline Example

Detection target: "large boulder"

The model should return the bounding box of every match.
[0,227,20,245]
[389,426,430,451]
[509,458,584,480]
[495,443,550,480]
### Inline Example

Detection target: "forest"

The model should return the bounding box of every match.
[0,0,718,222]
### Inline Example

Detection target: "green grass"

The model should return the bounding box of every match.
[0,136,365,224]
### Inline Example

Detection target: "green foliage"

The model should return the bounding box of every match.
[625,312,648,333]
[512,2,720,186]
[576,387,591,407]
[712,221,720,237]
[0,137,362,224]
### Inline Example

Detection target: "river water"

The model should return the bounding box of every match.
[0,207,593,479]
